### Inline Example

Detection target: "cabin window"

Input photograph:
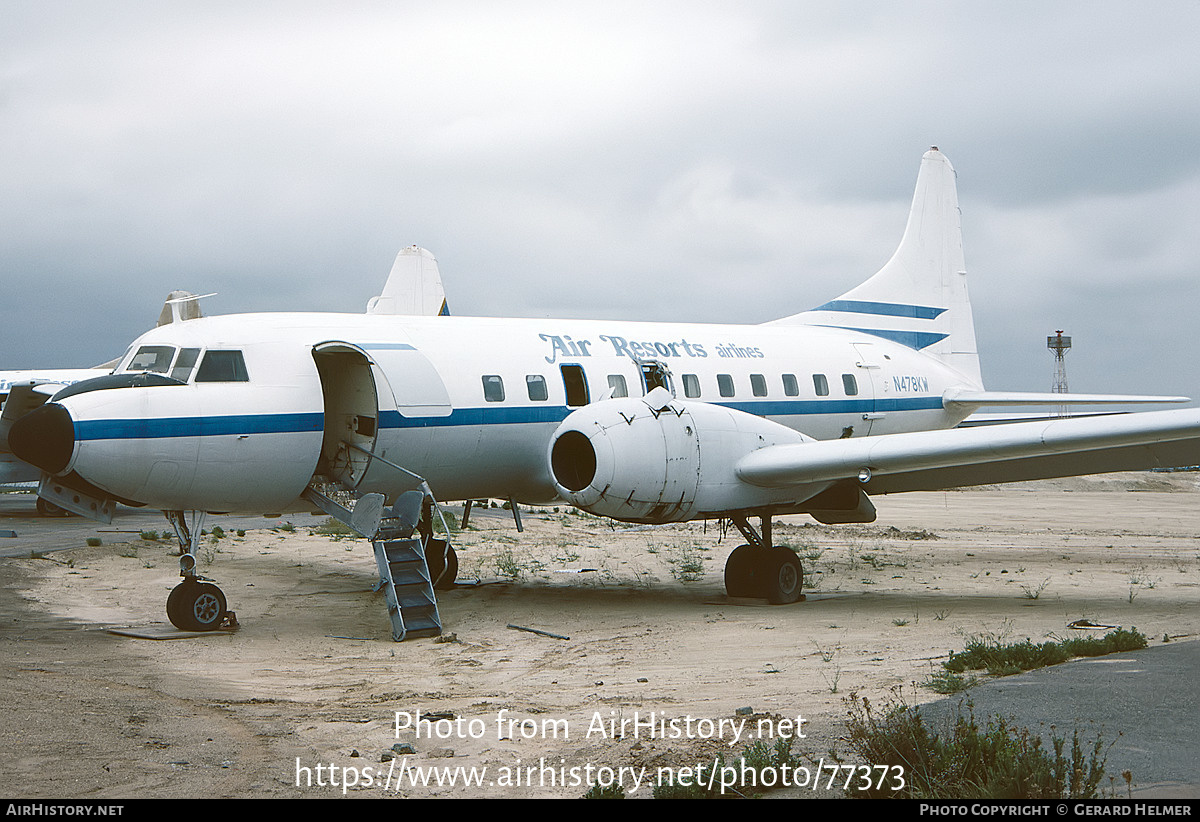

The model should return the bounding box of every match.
[526,375,548,402]
[682,373,701,398]
[195,350,249,382]
[482,375,505,402]
[561,364,589,407]
[842,374,858,396]
[717,374,735,398]
[813,374,829,396]
[607,374,628,398]
[782,373,799,397]
[128,346,176,374]
[640,361,670,394]
[170,348,201,383]
[750,374,767,397]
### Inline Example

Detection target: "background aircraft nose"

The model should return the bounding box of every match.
[8,402,75,475]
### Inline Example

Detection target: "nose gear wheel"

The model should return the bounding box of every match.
[167,579,229,631]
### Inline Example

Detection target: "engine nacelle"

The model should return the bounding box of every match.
[548,387,823,523]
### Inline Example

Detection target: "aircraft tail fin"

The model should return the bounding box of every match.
[367,246,450,316]
[156,291,205,326]
[775,148,982,386]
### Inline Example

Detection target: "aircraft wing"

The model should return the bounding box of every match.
[0,383,70,486]
[943,389,1190,407]
[736,406,1200,494]
[956,410,1124,428]
[1,382,69,442]
[0,452,39,485]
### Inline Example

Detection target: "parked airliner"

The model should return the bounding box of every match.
[0,291,208,511]
[8,149,1199,635]
[1,249,448,515]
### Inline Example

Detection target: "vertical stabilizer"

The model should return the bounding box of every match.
[156,291,204,326]
[779,148,982,386]
[367,246,450,316]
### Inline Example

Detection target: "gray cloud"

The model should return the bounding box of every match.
[3,1,1198,400]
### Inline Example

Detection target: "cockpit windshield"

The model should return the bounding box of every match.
[53,344,243,401]
[126,345,176,374]
[122,346,204,383]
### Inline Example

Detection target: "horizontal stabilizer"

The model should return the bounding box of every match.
[944,390,1190,408]
[736,407,1200,492]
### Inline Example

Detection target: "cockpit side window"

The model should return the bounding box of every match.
[127,346,176,374]
[195,350,250,382]
[170,348,201,383]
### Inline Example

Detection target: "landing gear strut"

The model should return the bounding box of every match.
[416,497,458,590]
[164,510,232,631]
[724,514,804,604]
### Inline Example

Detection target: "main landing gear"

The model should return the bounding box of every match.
[412,496,458,591]
[35,497,71,517]
[723,514,804,605]
[164,510,233,632]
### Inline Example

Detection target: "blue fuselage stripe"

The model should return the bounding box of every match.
[73,397,945,441]
[76,413,326,441]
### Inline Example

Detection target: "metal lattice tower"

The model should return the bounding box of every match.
[1048,331,1071,416]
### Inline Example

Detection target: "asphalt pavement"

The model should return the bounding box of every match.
[921,639,1200,798]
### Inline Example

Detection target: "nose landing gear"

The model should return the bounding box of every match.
[166,578,229,631]
[164,510,235,632]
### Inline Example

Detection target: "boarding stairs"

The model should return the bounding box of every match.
[302,450,450,641]
[371,531,443,641]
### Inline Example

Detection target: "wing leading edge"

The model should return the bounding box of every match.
[736,406,1200,494]
[943,389,1190,407]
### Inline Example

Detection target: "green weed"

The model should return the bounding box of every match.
[924,668,979,695]
[582,782,625,799]
[652,735,804,798]
[666,544,706,582]
[944,629,1148,677]
[312,517,357,540]
[842,692,1108,798]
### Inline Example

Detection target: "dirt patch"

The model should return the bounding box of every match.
[3,474,1199,798]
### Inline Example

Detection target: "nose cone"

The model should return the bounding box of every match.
[8,402,75,475]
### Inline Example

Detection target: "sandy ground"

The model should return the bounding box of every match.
[2,471,1199,799]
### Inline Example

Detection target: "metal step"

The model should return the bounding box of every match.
[373,538,442,640]
[302,478,384,538]
[304,451,452,641]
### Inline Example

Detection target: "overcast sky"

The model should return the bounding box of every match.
[3,1,1199,401]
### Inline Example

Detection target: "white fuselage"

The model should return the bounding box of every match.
[46,311,976,514]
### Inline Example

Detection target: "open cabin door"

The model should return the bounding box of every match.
[358,342,452,419]
[312,341,448,503]
[312,342,387,491]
